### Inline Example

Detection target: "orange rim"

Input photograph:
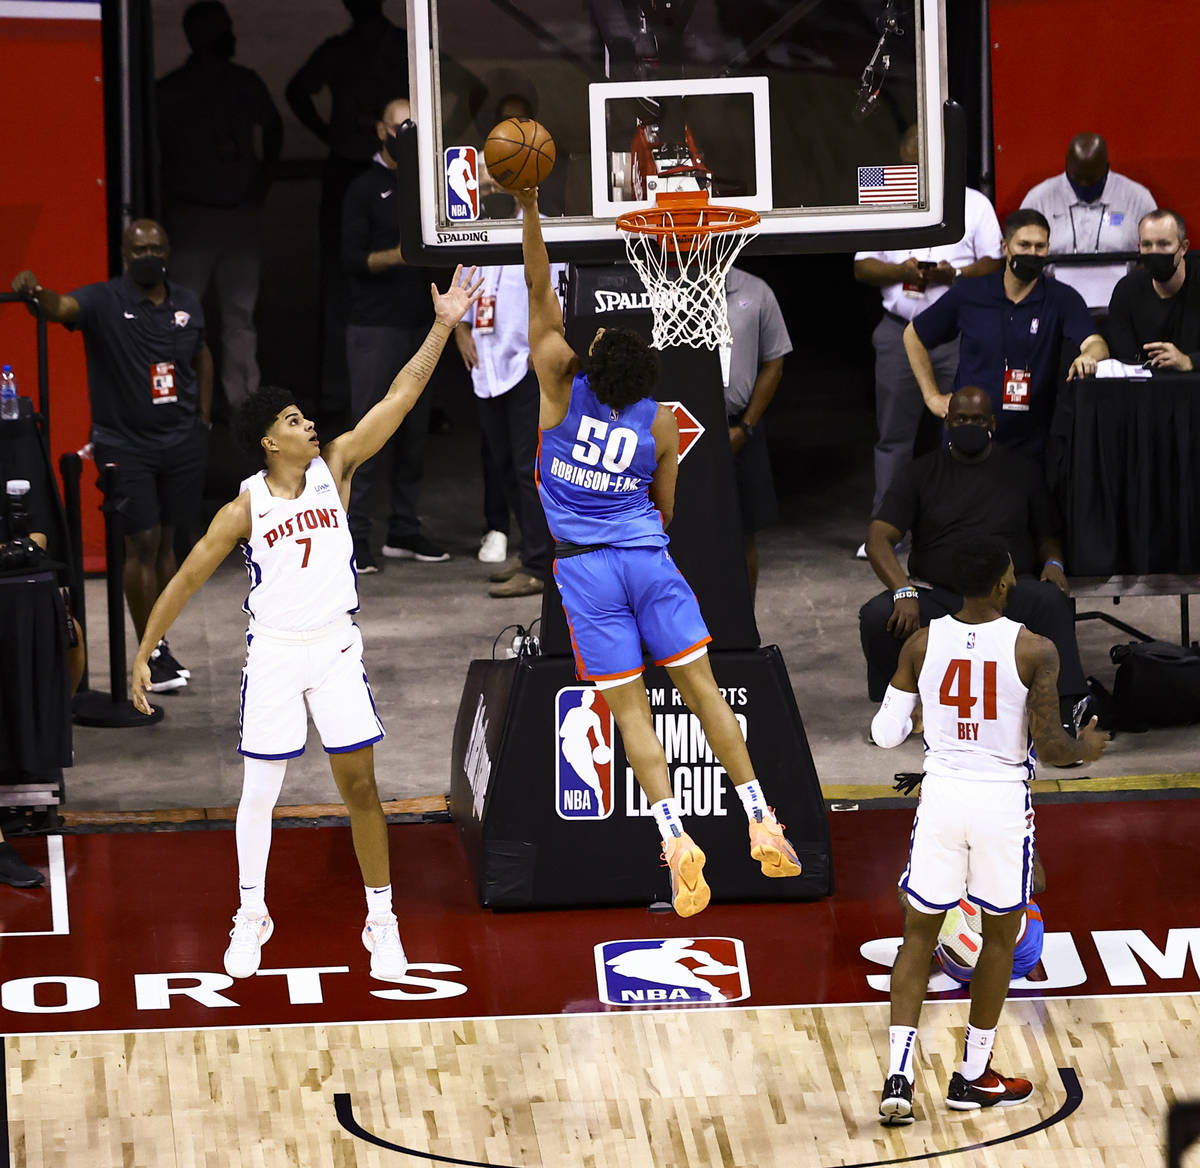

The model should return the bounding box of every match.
[616,191,759,241]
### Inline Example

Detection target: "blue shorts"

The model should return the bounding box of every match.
[553,544,711,683]
[1012,901,1045,979]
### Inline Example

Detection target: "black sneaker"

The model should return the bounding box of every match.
[148,646,188,692]
[156,638,190,679]
[879,1074,915,1125]
[353,540,379,575]
[382,534,450,563]
[0,841,45,887]
[946,1058,1033,1111]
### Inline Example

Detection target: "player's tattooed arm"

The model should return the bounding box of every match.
[1019,631,1108,766]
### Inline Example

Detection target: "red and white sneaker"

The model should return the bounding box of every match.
[662,833,710,917]
[223,911,274,978]
[946,1057,1034,1110]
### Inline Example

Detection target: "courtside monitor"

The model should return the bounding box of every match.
[402,0,963,264]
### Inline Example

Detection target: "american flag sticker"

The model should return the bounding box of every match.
[857,164,919,204]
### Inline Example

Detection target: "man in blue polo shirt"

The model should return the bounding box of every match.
[903,209,1108,460]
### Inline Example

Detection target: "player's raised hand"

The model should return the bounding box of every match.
[130,656,154,716]
[431,264,485,328]
[512,186,539,211]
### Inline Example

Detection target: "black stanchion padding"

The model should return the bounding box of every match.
[72,462,163,727]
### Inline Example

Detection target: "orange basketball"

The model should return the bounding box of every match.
[483,117,556,191]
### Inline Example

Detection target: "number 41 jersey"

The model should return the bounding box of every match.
[918,615,1034,783]
[536,373,668,549]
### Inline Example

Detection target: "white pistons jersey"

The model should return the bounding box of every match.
[918,615,1033,783]
[240,457,357,632]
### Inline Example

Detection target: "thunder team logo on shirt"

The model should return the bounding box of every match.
[595,937,750,1006]
[555,686,614,820]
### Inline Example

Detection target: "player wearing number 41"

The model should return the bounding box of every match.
[516,184,802,915]
[130,266,484,981]
[870,535,1107,1126]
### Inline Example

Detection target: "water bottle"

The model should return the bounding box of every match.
[6,480,31,539]
[0,366,17,421]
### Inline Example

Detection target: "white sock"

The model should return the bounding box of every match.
[960,1024,996,1081]
[235,757,287,917]
[365,884,394,920]
[651,797,685,845]
[735,779,769,823]
[888,1025,918,1083]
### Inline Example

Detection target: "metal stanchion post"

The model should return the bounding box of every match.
[58,451,88,692]
[72,461,164,727]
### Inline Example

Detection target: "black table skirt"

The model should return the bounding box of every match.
[1048,376,1200,576]
[0,570,72,777]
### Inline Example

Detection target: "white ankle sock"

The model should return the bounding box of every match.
[235,757,287,917]
[365,884,394,920]
[735,779,769,823]
[960,1024,996,1080]
[651,798,685,845]
[888,1025,918,1082]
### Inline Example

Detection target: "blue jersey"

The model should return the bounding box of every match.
[537,373,668,549]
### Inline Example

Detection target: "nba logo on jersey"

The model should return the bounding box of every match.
[444,146,480,221]
[555,687,615,820]
[594,938,749,1006]
[966,631,975,649]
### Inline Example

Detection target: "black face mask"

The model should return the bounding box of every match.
[383,128,408,163]
[1138,250,1180,283]
[1008,253,1046,284]
[127,255,166,287]
[948,423,992,457]
[1067,171,1108,204]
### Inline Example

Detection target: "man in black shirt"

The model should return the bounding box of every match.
[1107,209,1199,372]
[859,387,1086,714]
[11,220,212,692]
[341,98,444,569]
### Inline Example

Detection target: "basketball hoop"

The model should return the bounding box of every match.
[616,191,759,385]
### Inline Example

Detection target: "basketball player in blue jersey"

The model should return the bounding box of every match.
[870,536,1106,1125]
[130,265,483,981]
[514,184,802,916]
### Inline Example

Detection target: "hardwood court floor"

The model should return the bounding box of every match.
[3,799,1198,1167]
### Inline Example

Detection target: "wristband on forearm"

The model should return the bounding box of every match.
[1044,559,1064,571]
[893,586,919,601]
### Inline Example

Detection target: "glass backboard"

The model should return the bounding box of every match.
[400,0,963,263]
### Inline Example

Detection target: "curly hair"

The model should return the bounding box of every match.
[951,536,1012,599]
[586,328,659,409]
[235,385,298,461]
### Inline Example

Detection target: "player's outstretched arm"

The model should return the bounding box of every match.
[648,405,680,529]
[513,187,576,425]
[130,494,252,714]
[10,270,79,324]
[324,265,483,487]
[1017,630,1108,766]
[870,628,927,748]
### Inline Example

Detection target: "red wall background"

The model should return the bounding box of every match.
[991,0,1199,228]
[1,15,108,565]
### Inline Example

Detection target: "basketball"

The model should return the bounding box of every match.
[592,743,613,765]
[483,117,556,191]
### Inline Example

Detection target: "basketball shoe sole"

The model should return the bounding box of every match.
[663,834,710,917]
[879,1074,916,1125]
[748,818,803,877]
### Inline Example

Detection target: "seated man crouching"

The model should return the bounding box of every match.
[858,386,1086,738]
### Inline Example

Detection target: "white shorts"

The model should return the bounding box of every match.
[237,616,385,760]
[900,774,1034,916]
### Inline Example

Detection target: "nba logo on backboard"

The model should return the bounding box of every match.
[444,146,479,221]
[555,686,614,820]
[595,937,749,1006]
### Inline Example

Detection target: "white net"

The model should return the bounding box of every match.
[618,205,759,371]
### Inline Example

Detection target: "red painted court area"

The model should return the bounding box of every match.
[0,798,1197,1036]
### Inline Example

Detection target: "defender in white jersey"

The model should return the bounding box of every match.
[869,536,1107,1126]
[130,266,483,982]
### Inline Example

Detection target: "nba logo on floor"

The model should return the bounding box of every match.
[595,938,749,1006]
[444,146,480,221]
[555,686,614,820]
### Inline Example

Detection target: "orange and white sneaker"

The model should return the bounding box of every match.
[662,833,710,917]
[748,812,803,877]
[223,911,274,978]
[946,1057,1034,1110]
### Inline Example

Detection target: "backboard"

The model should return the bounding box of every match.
[400,0,963,264]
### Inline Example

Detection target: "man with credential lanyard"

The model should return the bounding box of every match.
[902,209,1108,463]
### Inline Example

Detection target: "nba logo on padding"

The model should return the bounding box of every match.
[595,938,749,1006]
[555,686,614,820]
[444,146,479,221]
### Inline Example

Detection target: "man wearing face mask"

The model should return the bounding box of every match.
[858,387,1087,731]
[1020,133,1156,311]
[904,209,1108,462]
[340,98,442,572]
[156,1,282,413]
[1106,209,1200,373]
[11,219,213,693]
